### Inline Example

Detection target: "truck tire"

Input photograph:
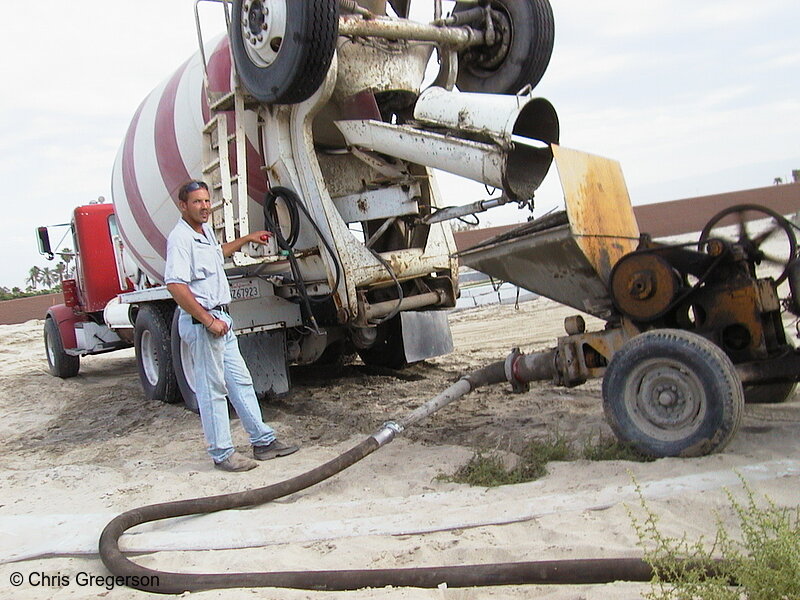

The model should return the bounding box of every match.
[134,305,180,404]
[44,317,80,378]
[744,381,797,404]
[230,0,338,104]
[602,329,744,458]
[171,310,200,414]
[455,0,555,94]
[356,315,408,370]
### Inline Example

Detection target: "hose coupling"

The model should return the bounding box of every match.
[371,421,404,446]
[504,347,530,393]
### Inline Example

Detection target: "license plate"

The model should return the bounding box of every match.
[230,281,260,301]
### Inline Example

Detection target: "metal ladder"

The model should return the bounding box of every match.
[194,0,256,250]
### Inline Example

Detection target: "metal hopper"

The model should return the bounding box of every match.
[457,146,641,320]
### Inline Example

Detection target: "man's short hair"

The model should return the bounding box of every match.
[178,180,209,203]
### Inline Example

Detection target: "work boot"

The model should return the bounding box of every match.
[253,439,300,461]
[214,452,258,472]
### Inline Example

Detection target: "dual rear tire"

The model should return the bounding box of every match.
[134,304,180,404]
[134,304,199,412]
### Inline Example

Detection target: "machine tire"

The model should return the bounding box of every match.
[44,317,80,378]
[455,0,555,94]
[744,381,797,404]
[313,339,349,368]
[356,315,408,370]
[230,0,338,104]
[134,304,180,404]
[602,329,744,458]
[171,311,200,414]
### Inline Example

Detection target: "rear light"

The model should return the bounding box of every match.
[62,279,79,308]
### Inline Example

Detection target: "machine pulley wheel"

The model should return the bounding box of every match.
[454,0,555,94]
[231,0,338,104]
[609,253,680,321]
[699,203,797,284]
[602,329,744,458]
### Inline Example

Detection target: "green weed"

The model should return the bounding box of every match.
[580,434,655,462]
[439,431,651,487]
[629,478,800,599]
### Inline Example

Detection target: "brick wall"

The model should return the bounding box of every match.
[0,293,63,325]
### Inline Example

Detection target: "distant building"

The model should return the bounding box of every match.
[454,182,800,251]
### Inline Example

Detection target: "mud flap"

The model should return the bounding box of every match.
[400,311,454,364]
[237,329,290,399]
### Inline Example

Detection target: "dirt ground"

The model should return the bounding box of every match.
[1,297,799,599]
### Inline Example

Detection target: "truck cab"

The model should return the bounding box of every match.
[39,203,132,377]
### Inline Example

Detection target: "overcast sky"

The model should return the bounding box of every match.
[1,0,798,289]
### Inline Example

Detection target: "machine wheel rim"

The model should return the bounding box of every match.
[462,6,513,74]
[140,330,159,386]
[240,0,287,68]
[624,357,707,442]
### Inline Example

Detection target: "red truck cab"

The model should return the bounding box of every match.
[69,203,132,312]
[40,202,133,378]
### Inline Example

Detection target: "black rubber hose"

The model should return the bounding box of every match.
[99,359,726,594]
[99,437,382,594]
[263,186,342,304]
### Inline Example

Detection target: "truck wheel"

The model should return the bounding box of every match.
[455,0,555,94]
[44,317,80,378]
[134,305,180,404]
[744,381,797,404]
[171,310,199,414]
[356,315,408,370]
[602,329,744,458]
[230,0,338,104]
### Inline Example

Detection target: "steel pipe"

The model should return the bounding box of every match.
[339,15,485,48]
[362,291,443,321]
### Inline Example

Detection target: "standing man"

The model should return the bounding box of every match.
[165,180,298,472]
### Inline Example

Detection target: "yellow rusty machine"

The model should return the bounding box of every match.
[459,146,800,457]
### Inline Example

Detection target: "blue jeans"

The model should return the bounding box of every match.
[178,309,276,463]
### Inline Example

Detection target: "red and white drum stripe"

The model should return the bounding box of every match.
[111,35,268,283]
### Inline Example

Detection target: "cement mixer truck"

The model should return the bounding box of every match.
[37,0,559,412]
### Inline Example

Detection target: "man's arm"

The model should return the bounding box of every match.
[221,230,272,258]
[166,283,228,336]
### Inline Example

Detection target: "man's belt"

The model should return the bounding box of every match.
[192,305,229,325]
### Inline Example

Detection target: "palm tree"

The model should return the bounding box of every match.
[54,262,67,283]
[40,267,55,288]
[58,248,75,277]
[26,266,42,290]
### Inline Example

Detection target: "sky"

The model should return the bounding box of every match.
[0,0,798,289]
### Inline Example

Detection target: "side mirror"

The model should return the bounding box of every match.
[37,226,54,260]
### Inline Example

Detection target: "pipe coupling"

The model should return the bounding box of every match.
[371,421,404,446]
[504,348,530,393]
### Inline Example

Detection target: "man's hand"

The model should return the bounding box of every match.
[222,230,272,257]
[248,230,272,245]
[206,316,229,337]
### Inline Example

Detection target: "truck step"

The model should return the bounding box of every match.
[208,90,261,112]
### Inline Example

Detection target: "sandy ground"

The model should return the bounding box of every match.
[1,297,799,599]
